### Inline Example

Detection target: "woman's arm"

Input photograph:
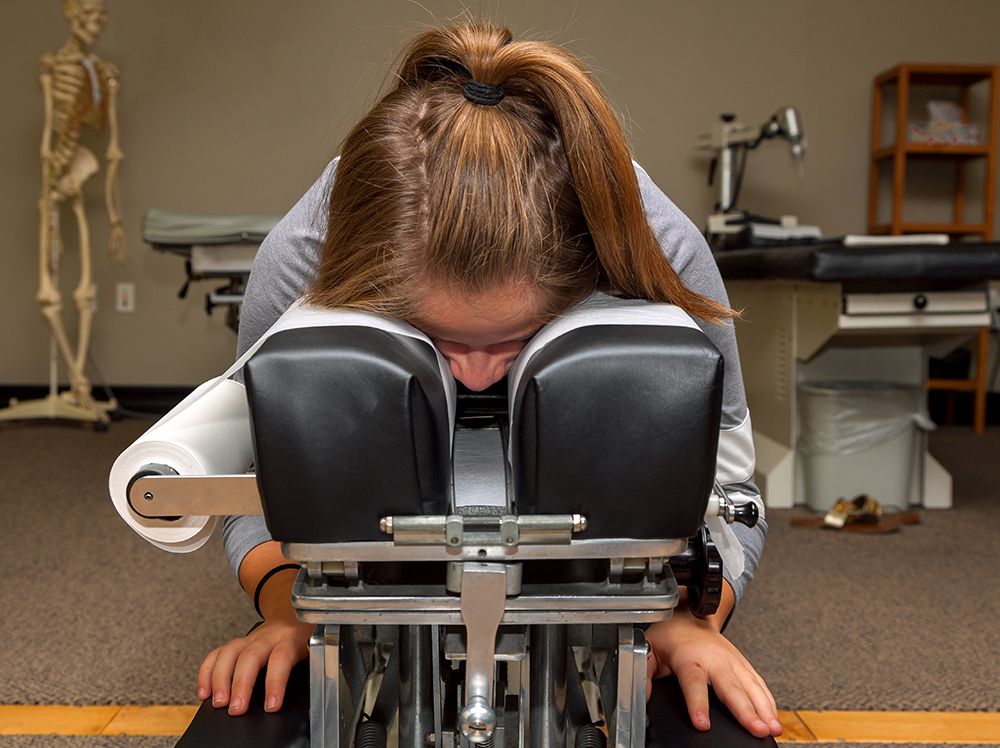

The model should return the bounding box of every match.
[632,162,779,737]
[204,159,341,714]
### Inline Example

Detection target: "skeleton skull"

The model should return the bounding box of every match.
[64,0,108,46]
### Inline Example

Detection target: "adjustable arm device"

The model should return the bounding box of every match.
[128,314,759,747]
[698,107,806,215]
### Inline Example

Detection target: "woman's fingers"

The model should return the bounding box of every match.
[209,640,246,708]
[711,666,783,738]
[674,663,712,731]
[228,644,271,715]
[197,621,312,717]
[196,648,219,702]
[263,641,299,712]
[740,665,783,735]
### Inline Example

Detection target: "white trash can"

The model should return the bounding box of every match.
[797,382,934,513]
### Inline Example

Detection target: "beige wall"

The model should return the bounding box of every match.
[3,0,998,386]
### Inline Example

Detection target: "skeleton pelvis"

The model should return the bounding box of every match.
[57,147,100,197]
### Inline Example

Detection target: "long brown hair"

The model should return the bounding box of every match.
[306,21,735,324]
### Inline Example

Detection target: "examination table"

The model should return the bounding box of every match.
[117,301,770,747]
[715,241,1000,509]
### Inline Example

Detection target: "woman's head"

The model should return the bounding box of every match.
[307,21,734,389]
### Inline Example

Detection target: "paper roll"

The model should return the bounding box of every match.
[108,378,253,553]
[109,300,456,553]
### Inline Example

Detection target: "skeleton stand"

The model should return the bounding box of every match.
[1,0,124,427]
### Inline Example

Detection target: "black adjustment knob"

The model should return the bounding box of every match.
[721,112,736,123]
[913,294,928,310]
[732,500,760,528]
[675,525,722,620]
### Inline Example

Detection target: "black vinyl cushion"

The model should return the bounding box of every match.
[512,325,723,540]
[244,327,451,543]
[713,241,1000,283]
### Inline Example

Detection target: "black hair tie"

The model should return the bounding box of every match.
[463,79,505,106]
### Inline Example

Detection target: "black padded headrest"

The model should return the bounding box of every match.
[244,326,452,543]
[511,324,723,540]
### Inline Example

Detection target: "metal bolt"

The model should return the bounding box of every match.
[379,516,393,535]
[572,514,587,533]
[143,492,154,501]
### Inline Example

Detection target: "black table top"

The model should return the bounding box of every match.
[713,241,1000,286]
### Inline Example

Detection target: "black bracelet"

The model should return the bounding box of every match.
[252,563,300,618]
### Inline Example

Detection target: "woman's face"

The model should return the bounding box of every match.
[409,282,546,391]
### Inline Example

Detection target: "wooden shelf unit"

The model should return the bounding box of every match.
[868,64,999,435]
[868,63,998,238]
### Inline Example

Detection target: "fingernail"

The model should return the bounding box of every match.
[213,694,226,707]
[228,697,243,713]
[197,687,207,700]
[265,695,278,711]
[770,718,783,731]
[696,713,710,728]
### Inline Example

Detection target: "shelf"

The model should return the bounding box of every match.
[868,223,989,235]
[872,144,990,160]
[875,63,995,87]
[867,64,996,436]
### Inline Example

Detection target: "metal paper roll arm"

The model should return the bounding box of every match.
[129,469,760,529]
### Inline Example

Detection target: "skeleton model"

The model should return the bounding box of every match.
[1,0,125,426]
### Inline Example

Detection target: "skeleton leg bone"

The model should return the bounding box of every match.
[36,195,81,394]
[70,189,98,409]
[2,160,112,424]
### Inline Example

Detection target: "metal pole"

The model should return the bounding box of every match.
[399,625,434,747]
[529,625,567,748]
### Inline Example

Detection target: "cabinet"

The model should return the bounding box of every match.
[867,64,998,435]
[867,63,998,238]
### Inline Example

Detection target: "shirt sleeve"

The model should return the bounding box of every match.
[633,160,768,605]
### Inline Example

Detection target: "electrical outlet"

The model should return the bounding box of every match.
[115,282,135,313]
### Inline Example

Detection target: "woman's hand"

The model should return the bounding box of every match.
[199,554,311,716]
[644,595,782,738]
[197,607,312,716]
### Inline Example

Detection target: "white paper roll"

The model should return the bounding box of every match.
[108,378,253,553]
[109,301,456,553]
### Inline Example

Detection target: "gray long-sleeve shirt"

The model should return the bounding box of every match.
[224,157,767,604]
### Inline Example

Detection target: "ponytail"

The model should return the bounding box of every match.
[492,41,737,322]
[308,22,736,325]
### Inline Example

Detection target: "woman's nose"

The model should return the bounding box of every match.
[448,351,507,391]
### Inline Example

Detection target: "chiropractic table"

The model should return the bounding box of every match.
[112,299,770,747]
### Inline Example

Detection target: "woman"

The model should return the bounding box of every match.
[201,21,780,740]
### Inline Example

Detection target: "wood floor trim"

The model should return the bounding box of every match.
[0,705,197,736]
[0,705,998,742]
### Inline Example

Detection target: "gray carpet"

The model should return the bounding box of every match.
[0,419,256,706]
[1,419,998,715]
[726,426,1000,711]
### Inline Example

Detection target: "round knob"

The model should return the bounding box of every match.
[913,294,928,310]
[732,500,759,528]
[459,696,496,743]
